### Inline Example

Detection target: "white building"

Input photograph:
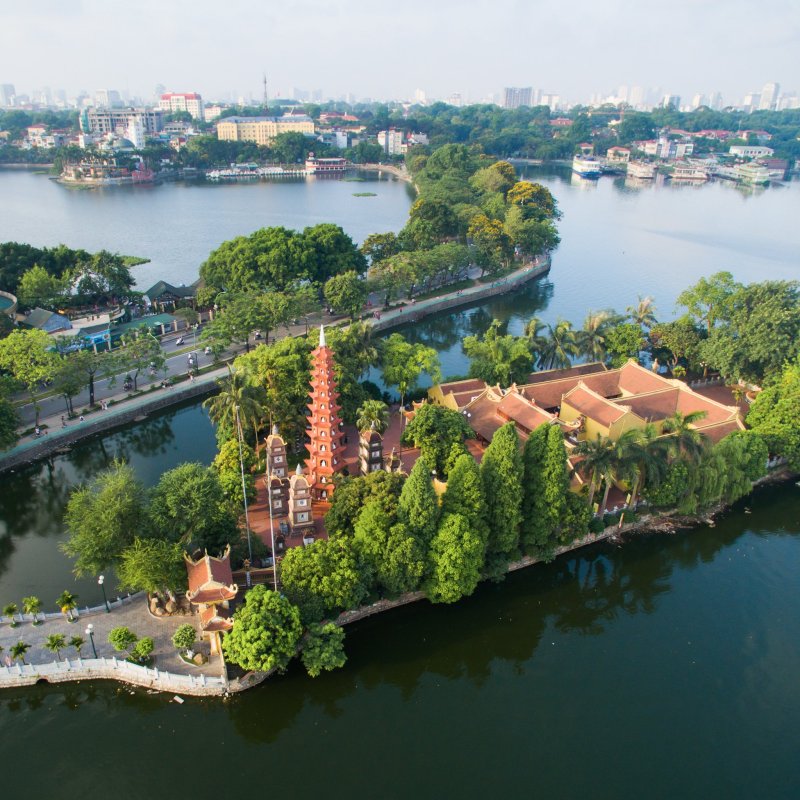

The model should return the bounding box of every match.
[159,92,204,120]
[729,145,774,159]
[125,116,147,149]
[377,129,405,155]
[503,87,533,108]
[203,104,225,123]
[759,82,780,111]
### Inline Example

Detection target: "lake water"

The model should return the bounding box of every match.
[1,167,799,798]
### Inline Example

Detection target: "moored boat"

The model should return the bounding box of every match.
[626,161,656,179]
[572,155,603,178]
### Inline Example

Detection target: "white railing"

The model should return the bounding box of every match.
[2,592,141,626]
[0,656,226,695]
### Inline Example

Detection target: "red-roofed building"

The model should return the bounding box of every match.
[184,546,238,654]
[159,92,204,120]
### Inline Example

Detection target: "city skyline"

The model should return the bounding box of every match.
[1,0,798,107]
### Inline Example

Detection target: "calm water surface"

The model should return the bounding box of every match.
[1,169,799,798]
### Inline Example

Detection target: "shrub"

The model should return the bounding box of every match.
[588,517,605,534]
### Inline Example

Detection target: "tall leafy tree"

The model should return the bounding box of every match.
[356,399,389,434]
[62,460,150,577]
[117,538,187,598]
[223,586,303,673]
[402,403,472,477]
[324,271,367,320]
[481,422,523,572]
[521,425,551,552]
[280,538,367,623]
[441,452,487,538]
[114,325,165,391]
[397,459,440,550]
[380,333,441,409]
[0,328,57,426]
[324,471,405,539]
[301,622,347,678]
[426,513,485,604]
[574,434,616,510]
[539,319,579,370]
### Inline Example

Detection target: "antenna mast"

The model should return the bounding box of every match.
[262,73,268,109]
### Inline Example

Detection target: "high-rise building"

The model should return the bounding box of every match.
[0,84,15,107]
[159,92,204,120]
[80,107,164,136]
[691,93,705,109]
[759,82,780,110]
[628,85,645,109]
[94,89,122,108]
[216,114,315,145]
[503,86,533,108]
[742,92,761,112]
[708,91,723,110]
[662,94,681,110]
[414,88,427,105]
[378,129,405,155]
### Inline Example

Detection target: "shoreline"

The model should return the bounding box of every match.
[1,469,791,697]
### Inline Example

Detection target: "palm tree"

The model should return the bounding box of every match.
[3,603,19,627]
[356,399,389,434]
[627,295,658,329]
[56,590,78,622]
[69,636,86,658]
[45,633,67,662]
[578,310,615,362]
[575,434,616,510]
[539,319,579,370]
[616,425,669,517]
[204,369,267,446]
[661,410,708,464]
[22,596,42,625]
[10,641,30,665]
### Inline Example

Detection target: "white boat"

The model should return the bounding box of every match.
[626,161,656,179]
[735,163,771,186]
[572,155,603,178]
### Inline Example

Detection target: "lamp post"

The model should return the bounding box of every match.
[85,623,97,658]
[234,404,253,565]
[98,575,110,613]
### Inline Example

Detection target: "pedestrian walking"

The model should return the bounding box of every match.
[61,415,66,428]
[79,415,85,422]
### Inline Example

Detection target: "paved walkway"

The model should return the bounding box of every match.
[0,595,221,677]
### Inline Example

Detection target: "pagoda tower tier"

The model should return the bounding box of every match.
[304,326,347,501]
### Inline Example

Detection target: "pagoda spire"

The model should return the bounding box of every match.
[303,328,346,501]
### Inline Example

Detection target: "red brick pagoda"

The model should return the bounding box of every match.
[304,325,346,501]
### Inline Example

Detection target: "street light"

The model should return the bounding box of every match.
[98,574,110,613]
[85,623,97,658]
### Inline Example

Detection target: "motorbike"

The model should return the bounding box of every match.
[175,336,184,345]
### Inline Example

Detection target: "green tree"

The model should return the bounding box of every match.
[280,538,367,623]
[661,410,708,464]
[149,463,237,552]
[223,585,303,672]
[131,637,154,664]
[324,271,367,319]
[356,399,389,434]
[360,232,400,265]
[324,471,405,539]
[468,214,512,275]
[380,333,441,409]
[402,402,473,477]
[574,434,615,510]
[747,358,800,469]
[649,316,704,373]
[55,590,79,622]
[677,271,741,335]
[17,264,68,308]
[353,502,425,596]
[204,368,267,446]
[301,622,347,677]
[172,624,197,653]
[462,320,533,386]
[426,513,485,604]
[578,310,616,363]
[303,223,367,284]
[441,452,487,536]
[0,328,58,426]
[3,602,19,627]
[114,325,164,391]
[21,596,42,625]
[62,460,149,577]
[212,438,256,512]
[117,539,188,598]
[397,459,440,550]
[108,626,138,657]
[604,322,645,367]
[0,396,18,451]
[69,635,85,657]
[51,353,86,418]
[44,633,67,661]
[481,423,523,572]
[539,319,579,370]
[626,295,658,328]
[10,641,30,665]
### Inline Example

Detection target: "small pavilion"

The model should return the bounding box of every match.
[184,546,238,654]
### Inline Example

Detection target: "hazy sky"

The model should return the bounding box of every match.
[1,0,798,103]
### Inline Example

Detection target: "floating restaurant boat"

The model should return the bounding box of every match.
[626,161,657,180]
[669,162,709,181]
[572,155,603,178]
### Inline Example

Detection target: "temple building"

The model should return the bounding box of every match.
[265,425,289,516]
[359,424,384,474]
[184,546,238,655]
[288,464,314,530]
[303,326,346,501]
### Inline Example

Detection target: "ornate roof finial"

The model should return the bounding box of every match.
[272,423,280,436]
[295,463,303,476]
[319,324,326,348]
